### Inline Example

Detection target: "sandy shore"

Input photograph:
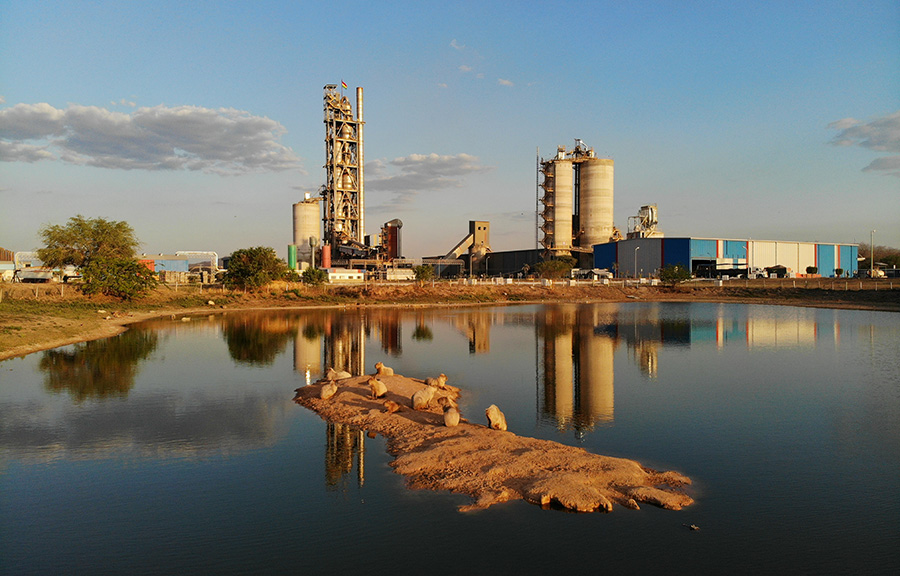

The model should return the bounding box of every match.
[294,372,694,513]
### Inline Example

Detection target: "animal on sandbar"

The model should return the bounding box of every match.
[368,376,388,399]
[441,400,460,427]
[485,404,507,431]
[374,361,394,376]
[325,367,351,381]
[425,373,448,389]
[412,385,436,410]
[383,400,401,414]
[320,381,338,400]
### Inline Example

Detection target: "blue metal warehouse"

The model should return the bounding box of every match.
[594,237,858,278]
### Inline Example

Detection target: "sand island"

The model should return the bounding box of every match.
[294,369,694,513]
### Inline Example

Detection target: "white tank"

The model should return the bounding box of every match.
[293,201,320,247]
[551,160,574,250]
[579,158,614,246]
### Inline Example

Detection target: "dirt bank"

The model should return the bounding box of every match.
[294,372,694,512]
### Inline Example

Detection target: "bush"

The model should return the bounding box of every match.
[81,257,158,300]
[834,268,844,277]
[301,267,327,286]
[413,265,434,282]
[224,247,288,290]
[534,256,575,279]
[806,266,818,275]
[658,264,692,284]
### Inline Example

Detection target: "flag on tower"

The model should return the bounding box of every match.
[341,80,348,90]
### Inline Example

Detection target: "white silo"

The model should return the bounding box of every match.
[578,158,614,246]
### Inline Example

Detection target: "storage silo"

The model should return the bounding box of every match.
[579,158,614,246]
[293,199,321,268]
[550,159,574,252]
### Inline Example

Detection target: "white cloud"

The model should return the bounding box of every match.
[450,39,465,51]
[111,98,137,107]
[459,65,473,73]
[366,152,492,209]
[437,83,448,88]
[828,110,900,177]
[498,78,514,87]
[0,102,301,175]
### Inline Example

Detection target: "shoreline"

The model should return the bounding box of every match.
[1,282,897,362]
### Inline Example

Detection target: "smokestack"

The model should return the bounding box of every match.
[357,86,365,242]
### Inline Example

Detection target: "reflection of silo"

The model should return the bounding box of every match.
[551,332,575,425]
[294,327,322,387]
[578,332,614,425]
[579,158,614,246]
[293,200,320,268]
[551,160,574,251]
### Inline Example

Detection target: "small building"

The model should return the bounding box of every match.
[594,237,859,278]
[325,268,365,283]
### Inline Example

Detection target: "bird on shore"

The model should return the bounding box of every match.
[320,381,338,400]
[485,404,507,431]
[374,361,394,376]
[425,373,448,389]
[368,376,388,399]
[439,397,460,427]
[325,367,351,381]
[412,385,436,410]
[383,400,402,414]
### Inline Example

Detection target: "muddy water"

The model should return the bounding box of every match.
[1,303,898,575]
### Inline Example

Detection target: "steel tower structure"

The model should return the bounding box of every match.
[322,84,365,254]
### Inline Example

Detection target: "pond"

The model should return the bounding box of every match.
[1,302,898,575]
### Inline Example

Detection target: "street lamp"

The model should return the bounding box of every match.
[634,246,640,279]
[871,229,876,275]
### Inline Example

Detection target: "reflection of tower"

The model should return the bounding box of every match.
[540,304,618,433]
[323,314,365,377]
[325,422,365,489]
[577,319,615,426]
[375,309,403,355]
[466,312,492,354]
[294,324,323,387]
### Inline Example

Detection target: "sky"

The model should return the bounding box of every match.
[2,0,898,261]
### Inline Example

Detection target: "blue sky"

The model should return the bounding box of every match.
[2,0,898,259]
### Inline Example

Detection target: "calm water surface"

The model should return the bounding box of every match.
[1,302,898,575]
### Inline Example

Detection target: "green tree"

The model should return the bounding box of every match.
[81,257,158,300]
[806,266,818,275]
[225,247,288,290]
[658,264,692,284]
[534,256,575,279]
[413,264,434,282]
[834,268,844,277]
[37,215,140,269]
[301,267,328,285]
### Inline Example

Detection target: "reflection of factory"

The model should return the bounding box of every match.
[325,422,365,489]
[538,304,616,433]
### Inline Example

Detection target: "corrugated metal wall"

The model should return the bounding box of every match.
[593,243,617,272]
[691,239,717,259]
[662,238,691,268]
[817,244,836,276]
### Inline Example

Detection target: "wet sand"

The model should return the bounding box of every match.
[293,372,694,513]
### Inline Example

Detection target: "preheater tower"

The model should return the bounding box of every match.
[322,84,365,253]
[539,141,614,257]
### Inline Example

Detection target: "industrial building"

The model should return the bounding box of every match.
[594,237,859,278]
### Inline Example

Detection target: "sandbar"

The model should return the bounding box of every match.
[293,372,694,513]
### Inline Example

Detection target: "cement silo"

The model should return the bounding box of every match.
[578,158,614,246]
[292,197,321,269]
[539,140,614,257]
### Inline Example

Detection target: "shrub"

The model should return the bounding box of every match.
[658,264,692,284]
[224,247,288,290]
[834,268,844,277]
[301,267,327,286]
[806,266,818,275]
[534,256,575,279]
[81,257,158,300]
[413,265,434,282]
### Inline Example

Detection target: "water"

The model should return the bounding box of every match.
[1,302,898,575]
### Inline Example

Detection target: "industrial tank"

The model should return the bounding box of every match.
[551,160,574,251]
[293,200,320,269]
[579,158,614,246]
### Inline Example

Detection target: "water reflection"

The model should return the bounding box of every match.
[325,422,366,489]
[39,329,159,401]
[223,314,294,365]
